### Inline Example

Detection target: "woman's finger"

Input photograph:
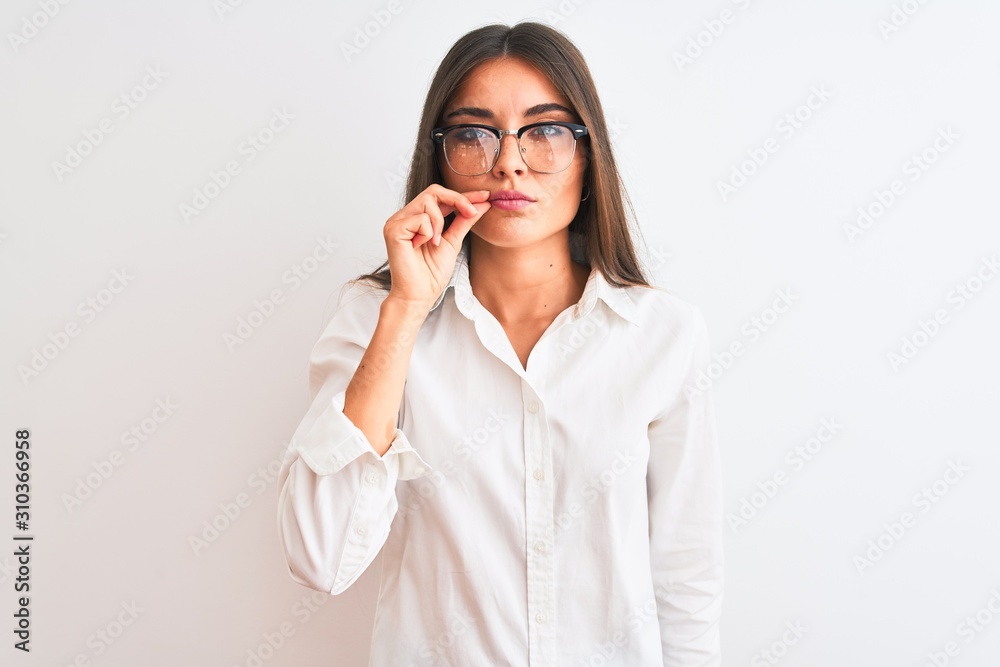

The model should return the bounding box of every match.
[425,186,490,221]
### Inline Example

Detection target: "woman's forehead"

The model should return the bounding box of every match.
[446,59,574,119]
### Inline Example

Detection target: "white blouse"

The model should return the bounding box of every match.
[276,235,724,666]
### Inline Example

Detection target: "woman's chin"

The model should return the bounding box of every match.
[468,222,552,250]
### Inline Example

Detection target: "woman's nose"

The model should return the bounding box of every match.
[492,132,527,176]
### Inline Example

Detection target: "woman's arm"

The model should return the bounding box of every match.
[343,295,430,456]
[276,185,489,594]
[646,306,725,666]
[275,283,434,595]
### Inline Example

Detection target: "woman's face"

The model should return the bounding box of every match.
[436,57,588,250]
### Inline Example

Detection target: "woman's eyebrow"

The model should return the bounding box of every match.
[444,106,492,120]
[444,102,575,120]
[523,102,575,117]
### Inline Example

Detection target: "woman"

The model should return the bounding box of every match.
[276,21,724,666]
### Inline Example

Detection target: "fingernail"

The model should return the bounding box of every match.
[434,234,441,246]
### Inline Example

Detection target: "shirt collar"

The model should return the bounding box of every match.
[428,233,640,326]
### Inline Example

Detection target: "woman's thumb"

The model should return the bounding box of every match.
[441,202,490,247]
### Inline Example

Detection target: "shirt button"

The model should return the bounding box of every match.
[534,541,546,553]
[533,468,544,480]
[366,473,378,484]
[527,402,539,414]
[355,525,367,536]
[535,613,547,624]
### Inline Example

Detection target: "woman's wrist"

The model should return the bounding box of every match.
[381,293,433,331]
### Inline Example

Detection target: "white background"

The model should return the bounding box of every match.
[2,1,999,666]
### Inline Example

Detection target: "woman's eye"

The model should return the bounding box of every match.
[529,124,565,138]
[453,128,488,142]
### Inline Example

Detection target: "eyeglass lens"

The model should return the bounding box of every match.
[443,125,577,176]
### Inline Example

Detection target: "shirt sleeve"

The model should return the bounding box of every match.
[646,305,725,666]
[275,280,434,595]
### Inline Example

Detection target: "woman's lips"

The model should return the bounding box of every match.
[488,190,535,210]
[489,199,534,211]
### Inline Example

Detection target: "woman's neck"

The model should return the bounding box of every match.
[468,232,590,325]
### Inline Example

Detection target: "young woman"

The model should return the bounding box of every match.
[276,22,724,666]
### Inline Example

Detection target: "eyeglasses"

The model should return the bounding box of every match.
[430,122,589,176]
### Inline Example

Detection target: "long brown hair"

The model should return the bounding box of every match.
[354,21,650,291]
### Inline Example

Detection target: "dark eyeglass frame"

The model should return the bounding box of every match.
[430,121,589,176]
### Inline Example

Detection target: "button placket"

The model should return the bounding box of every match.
[522,382,556,664]
[348,461,379,546]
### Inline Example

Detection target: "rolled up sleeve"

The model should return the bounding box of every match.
[646,306,725,666]
[276,282,434,595]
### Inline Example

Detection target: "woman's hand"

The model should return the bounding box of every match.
[383,184,491,310]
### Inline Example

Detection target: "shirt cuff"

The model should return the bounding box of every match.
[295,388,434,481]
